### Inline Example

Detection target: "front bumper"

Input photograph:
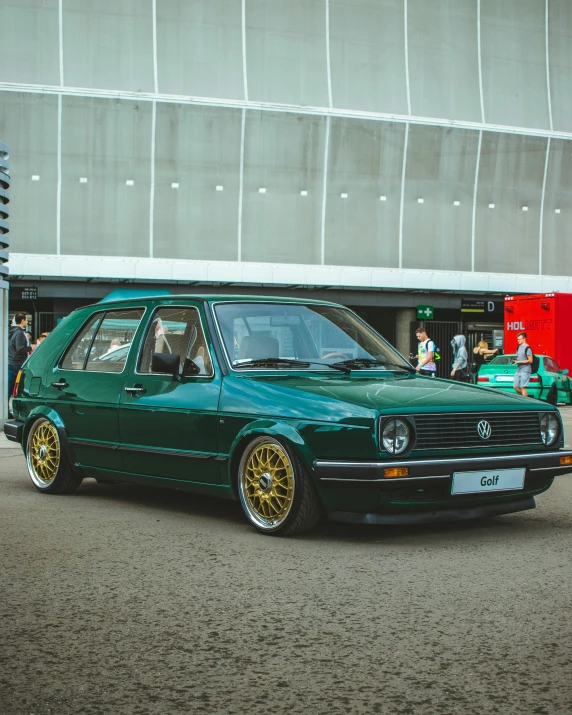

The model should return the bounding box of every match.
[314,449,572,484]
[329,497,536,525]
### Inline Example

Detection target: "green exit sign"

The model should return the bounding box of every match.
[417,305,434,320]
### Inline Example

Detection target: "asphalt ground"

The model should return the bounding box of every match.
[1,409,572,715]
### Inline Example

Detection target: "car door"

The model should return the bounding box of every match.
[45,306,147,471]
[544,357,568,402]
[118,303,222,484]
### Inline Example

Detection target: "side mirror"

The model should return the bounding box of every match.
[562,369,569,375]
[182,358,201,377]
[151,352,181,379]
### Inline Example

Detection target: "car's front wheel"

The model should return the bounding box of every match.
[237,436,322,536]
[25,418,83,494]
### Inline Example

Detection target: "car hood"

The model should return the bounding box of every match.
[222,372,539,421]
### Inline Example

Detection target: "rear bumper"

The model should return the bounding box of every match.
[3,419,24,444]
[314,449,572,484]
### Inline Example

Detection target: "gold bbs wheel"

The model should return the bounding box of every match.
[238,438,295,532]
[27,419,61,488]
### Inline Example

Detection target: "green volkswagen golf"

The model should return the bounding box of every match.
[5,295,572,536]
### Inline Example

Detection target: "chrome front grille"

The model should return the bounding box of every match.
[412,412,543,450]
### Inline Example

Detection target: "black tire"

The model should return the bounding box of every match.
[25,418,83,494]
[237,436,323,536]
[546,382,558,406]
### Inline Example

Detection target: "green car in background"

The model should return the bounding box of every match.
[477,354,572,404]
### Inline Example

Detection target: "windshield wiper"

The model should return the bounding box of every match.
[233,358,350,374]
[331,358,415,373]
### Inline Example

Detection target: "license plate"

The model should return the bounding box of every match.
[495,376,514,382]
[451,468,525,495]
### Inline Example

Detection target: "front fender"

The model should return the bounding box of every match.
[226,419,316,493]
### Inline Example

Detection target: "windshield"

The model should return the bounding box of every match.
[213,302,411,371]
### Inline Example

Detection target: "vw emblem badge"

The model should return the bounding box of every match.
[477,420,492,440]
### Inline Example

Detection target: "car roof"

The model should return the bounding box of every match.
[79,294,343,312]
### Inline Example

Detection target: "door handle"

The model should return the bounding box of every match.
[124,385,146,395]
[50,380,68,390]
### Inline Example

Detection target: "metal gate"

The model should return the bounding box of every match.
[410,321,463,378]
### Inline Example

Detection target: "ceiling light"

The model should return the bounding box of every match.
[522,206,529,211]
[216,185,224,191]
[488,203,495,209]
[171,182,179,189]
[379,195,387,202]
[340,193,348,199]
[31,175,40,181]
[555,208,561,214]
[258,187,266,194]
[126,180,134,186]
[417,198,424,204]
[300,190,308,196]
[453,200,460,206]
[79,177,88,184]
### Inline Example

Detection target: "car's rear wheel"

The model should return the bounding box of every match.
[26,418,82,494]
[237,436,322,536]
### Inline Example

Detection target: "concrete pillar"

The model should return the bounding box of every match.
[395,308,416,359]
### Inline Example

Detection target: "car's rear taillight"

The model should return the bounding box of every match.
[529,376,540,383]
[12,370,23,398]
[477,376,489,382]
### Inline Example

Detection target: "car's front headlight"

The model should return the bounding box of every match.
[381,418,411,455]
[540,413,560,446]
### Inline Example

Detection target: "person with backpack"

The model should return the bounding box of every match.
[513,331,533,397]
[414,326,437,377]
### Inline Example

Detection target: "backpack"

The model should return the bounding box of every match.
[428,340,441,361]
[528,347,539,374]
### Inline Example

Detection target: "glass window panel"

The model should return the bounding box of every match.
[63,0,154,92]
[408,0,481,122]
[475,132,546,274]
[154,104,242,261]
[542,140,572,277]
[246,0,329,106]
[325,118,404,268]
[61,313,103,371]
[481,0,549,129]
[329,0,408,114]
[548,0,572,132]
[157,0,243,99]
[0,0,59,85]
[241,111,325,264]
[86,309,145,372]
[0,92,58,254]
[138,307,213,376]
[60,97,152,257]
[403,125,478,271]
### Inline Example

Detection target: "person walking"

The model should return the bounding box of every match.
[450,333,468,381]
[513,331,533,397]
[8,313,29,398]
[414,326,437,377]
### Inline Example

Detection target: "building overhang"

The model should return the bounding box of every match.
[7,253,572,296]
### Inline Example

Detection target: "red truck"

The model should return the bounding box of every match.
[504,293,572,372]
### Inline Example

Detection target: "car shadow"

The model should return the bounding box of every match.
[74,477,568,544]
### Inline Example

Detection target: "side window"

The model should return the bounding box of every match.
[544,357,560,373]
[138,306,213,376]
[60,313,103,371]
[85,309,145,373]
